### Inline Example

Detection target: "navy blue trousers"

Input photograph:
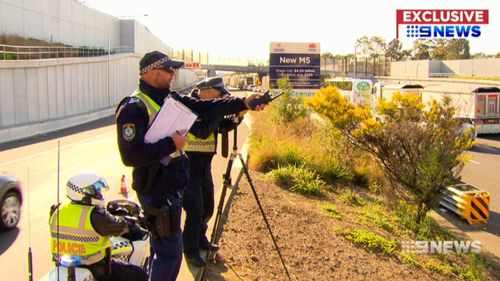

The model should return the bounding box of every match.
[138,191,182,281]
[182,153,215,256]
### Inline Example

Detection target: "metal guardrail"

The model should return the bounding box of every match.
[0,44,133,60]
[428,73,455,78]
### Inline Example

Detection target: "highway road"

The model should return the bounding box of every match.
[437,134,500,257]
[0,95,251,281]
[0,116,134,280]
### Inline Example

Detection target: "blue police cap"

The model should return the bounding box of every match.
[196,77,230,95]
[140,51,184,75]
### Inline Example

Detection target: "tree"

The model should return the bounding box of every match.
[445,39,470,60]
[401,49,413,60]
[306,87,473,224]
[385,39,403,61]
[355,36,386,58]
[431,39,448,60]
[412,39,432,60]
[321,52,334,60]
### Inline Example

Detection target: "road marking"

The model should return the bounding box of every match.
[469,160,480,165]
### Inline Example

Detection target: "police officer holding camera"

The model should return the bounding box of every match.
[115,51,265,281]
[182,77,244,267]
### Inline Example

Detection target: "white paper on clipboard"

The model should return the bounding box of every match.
[144,96,197,144]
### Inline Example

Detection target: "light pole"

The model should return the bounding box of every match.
[107,14,147,107]
[354,44,357,78]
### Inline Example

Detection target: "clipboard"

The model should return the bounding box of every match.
[144,96,198,144]
[144,96,197,165]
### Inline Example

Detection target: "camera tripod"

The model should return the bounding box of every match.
[205,115,292,281]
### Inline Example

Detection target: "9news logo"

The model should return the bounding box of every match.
[396,10,489,38]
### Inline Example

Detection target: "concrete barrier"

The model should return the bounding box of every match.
[0,53,140,143]
[0,53,199,144]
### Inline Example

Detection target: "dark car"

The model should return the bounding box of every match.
[0,174,22,230]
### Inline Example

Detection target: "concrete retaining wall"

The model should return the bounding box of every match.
[0,53,199,144]
[0,53,140,143]
[1,0,118,49]
[0,0,172,54]
[391,59,500,78]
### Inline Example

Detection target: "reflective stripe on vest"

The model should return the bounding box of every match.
[49,203,111,265]
[185,90,216,153]
[131,90,183,158]
[185,132,216,153]
[131,90,160,126]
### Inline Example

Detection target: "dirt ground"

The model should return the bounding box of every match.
[202,172,460,281]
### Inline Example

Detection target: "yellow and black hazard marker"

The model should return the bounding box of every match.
[439,183,490,225]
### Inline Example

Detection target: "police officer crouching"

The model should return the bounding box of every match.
[183,77,244,267]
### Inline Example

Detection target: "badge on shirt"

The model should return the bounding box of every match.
[122,123,136,142]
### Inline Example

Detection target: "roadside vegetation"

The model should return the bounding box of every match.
[0,34,106,60]
[244,77,497,280]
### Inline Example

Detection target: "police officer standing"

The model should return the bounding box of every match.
[183,77,243,267]
[115,51,265,281]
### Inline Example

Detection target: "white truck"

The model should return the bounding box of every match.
[422,86,500,135]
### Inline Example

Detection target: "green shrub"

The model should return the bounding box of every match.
[458,254,487,281]
[352,164,369,187]
[368,180,382,193]
[340,228,397,255]
[268,165,326,196]
[1,53,17,60]
[279,145,305,167]
[359,207,395,232]
[424,260,454,275]
[248,140,280,172]
[322,156,353,183]
[395,203,453,240]
[322,204,342,219]
[270,77,309,124]
[340,189,365,206]
[398,253,422,268]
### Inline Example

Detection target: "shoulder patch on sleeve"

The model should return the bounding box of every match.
[122,123,136,142]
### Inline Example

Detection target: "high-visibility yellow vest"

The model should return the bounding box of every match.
[131,89,160,126]
[185,132,216,153]
[49,202,111,265]
[184,90,217,153]
[130,89,183,158]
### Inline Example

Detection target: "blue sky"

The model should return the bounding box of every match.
[84,0,499,60]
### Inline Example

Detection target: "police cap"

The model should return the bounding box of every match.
[196,76,230,96]
[140,51,184,75]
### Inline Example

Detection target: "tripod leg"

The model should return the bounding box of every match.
[208,153,236,262]
[237,154,292,281]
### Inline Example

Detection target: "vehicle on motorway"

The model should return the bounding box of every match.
[41,199,150,281]
[324,78,373,106]
[422,86,500,135]
[0,174,22,231]
[456,117,477,141]
[238,79,246,90]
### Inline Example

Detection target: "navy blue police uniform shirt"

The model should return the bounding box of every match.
[115,79,248,192]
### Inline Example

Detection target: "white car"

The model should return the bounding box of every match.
[457,117,477,141]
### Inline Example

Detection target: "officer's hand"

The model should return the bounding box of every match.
[171,129,188,150]
[238,110,248,118]
[244,94,267,111]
